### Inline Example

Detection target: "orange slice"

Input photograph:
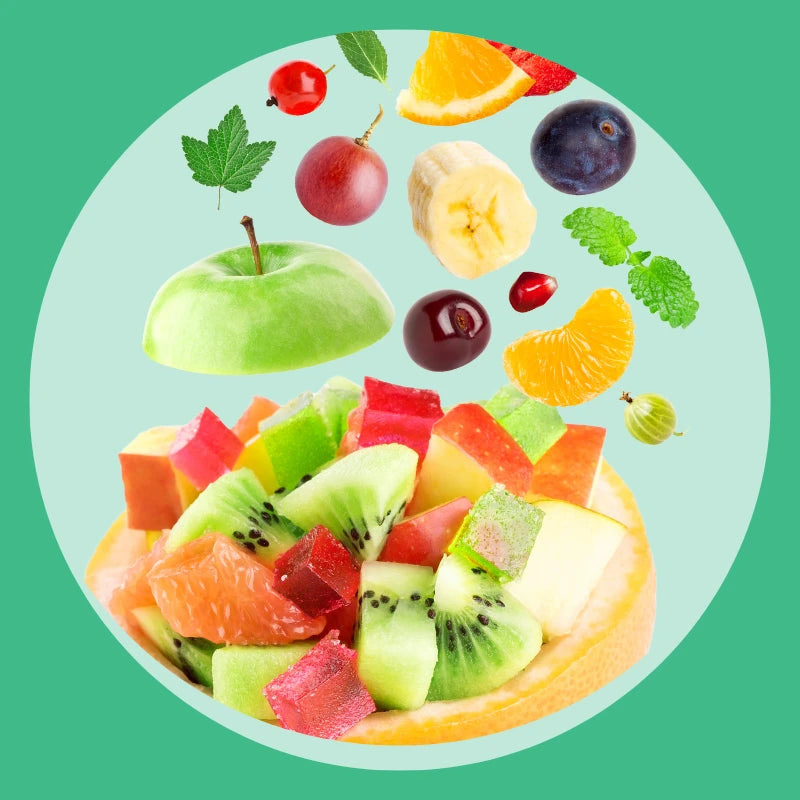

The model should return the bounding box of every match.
[396,32,534,125]
[503,288,635,407]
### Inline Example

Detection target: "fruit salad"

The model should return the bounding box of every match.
[86,376,654,743]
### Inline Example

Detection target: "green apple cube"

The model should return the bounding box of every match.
[485,385,566,465]
[313,376,362,446]
[259,392,336,492]
[142,241,394,375]
[448,485,543,581]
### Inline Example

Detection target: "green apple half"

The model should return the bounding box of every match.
[142,241,394,374]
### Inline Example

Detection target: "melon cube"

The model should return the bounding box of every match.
[264,630,376,739]
[119,427,199,529]
[168,408,244,491]
[379,497,472,569]
[233,396,280,443]
[273,526,360,617]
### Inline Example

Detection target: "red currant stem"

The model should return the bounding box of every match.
[240,216,263,276]
[324,64,336,74]
[355,105,383,148]
[620,391,634,404]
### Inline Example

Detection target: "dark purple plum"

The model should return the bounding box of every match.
[403,290,491,372]
[531,100,635,194]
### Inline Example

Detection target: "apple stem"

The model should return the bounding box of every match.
[240,216,263,275]
[324,64,336,74]
[620,392,634,404]
[355,105,383,148]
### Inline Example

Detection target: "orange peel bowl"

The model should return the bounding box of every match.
[86,459,655,745]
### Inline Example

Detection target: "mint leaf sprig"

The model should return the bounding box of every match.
[563,207,699,329]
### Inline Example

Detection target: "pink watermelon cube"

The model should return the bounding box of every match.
[273,526,360,617]
[342,376,443,460]
[379,497,472,569]
[168,408,244,491]
[265,630,376,739]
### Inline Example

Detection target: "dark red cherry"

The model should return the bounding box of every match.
[403,290,491,371]
[509,271,558,312]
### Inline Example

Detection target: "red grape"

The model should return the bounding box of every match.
[509,271,558,312]
[403,290,491,371]
[267,61,329,116]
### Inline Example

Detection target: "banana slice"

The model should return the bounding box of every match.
[408,141,536,279]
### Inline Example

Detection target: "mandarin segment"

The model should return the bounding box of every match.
[503,288,635,406]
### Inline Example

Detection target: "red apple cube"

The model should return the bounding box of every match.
[528,424,606,507]
[119,427,199,529]
[233,396,280,443]
[264,630,376,739]
[273,526,360,617]
[342,377,443,460]
[379,497,472,569]
[168,408,244,491]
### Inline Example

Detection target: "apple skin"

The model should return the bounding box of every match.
[142,241,394,374]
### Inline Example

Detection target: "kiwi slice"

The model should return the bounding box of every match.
[426,553,542,701]
[277,444,418,561]
[130,606,220,688]
[354,562,438,710]
[165,468,302,566]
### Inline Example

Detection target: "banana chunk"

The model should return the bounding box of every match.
[408,142,536,279]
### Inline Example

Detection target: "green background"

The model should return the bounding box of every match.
[6,0,794,793]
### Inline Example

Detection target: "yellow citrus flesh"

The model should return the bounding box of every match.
[397,32,534,125]
[503,288,635,407]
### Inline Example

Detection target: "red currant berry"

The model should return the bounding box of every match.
[267,61,331,116]
[509,271,558,312]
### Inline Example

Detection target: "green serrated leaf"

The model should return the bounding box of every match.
[627,250,651,266]
[182,105,276,209]
[563,207,637,266]
[336,31,389,87]
[628,256,699,328]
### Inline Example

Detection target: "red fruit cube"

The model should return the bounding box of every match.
[168,408,244,490]
[321,599,358,646]
[345,377,443,460]
[379,497,472,569]
[232,396,279,443]
[273,526,360,617]
[265,630,376,739]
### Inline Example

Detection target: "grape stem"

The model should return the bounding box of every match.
[620,392,634,403]
[355,106,383,148]
[240,216,263,275]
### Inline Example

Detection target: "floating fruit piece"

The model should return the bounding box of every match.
[408,141,537,279]
[503,288,635,407]
[396,32,533,125]
[621,391,682,444]
[403,290,491,371]
[509,271,558,312]
[233,396,279,443]
[148,532,325,645]
[295,106,388,225]
[267,60,332,115]
[273,525,361,617]
[486,42,577,96]
[119,427,199,530]
[264,630,376,739]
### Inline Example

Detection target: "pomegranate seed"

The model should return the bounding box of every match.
[509,272,558,312]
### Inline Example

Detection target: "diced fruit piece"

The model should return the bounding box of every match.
[119,427,199,529]
[149,532,325,645]
[233,396,280,443]
[507,500,626,639]
[130,605,220,687]
[108,533,167,632]
[165,469,300,567]
[259,392,337,492]
[485,386,567,465]
[278,444,418,560]
[482,384,527,418]
[379,497,472,569]
[211,643,314,719]
[233,435,279,493]
[487,42,577,96]
[345,377,444,459]
[355,562,438,710]
[427,554,542,701]
[408,404,533,514]
[312,377,362,446]
[448,486,543,581]
[265,630,376,739]
[273,525,360,617]
[169,408,244,491]
[322,600,359,646]
[528,424,606,507]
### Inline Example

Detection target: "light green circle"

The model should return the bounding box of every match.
[30,30,768,769]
